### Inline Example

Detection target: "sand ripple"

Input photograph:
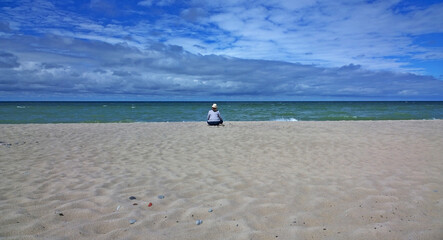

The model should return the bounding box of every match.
[1,121,442,239]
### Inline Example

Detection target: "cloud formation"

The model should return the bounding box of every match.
[0,0,442,100]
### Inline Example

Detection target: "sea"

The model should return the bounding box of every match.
[1,101,443,124]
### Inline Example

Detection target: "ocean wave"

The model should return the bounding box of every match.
[273,118,298,122]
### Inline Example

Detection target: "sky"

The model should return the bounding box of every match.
[0,0,443,101]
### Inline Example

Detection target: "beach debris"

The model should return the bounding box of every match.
[116,205,121,211]
[133,203,138,206]
[148,202,153,207]
[208,209,213,212]
[158,195,165,199]
[196,220,203,225]
[129,196,136,200]
[129,219,136,224]
[0,141,12,147]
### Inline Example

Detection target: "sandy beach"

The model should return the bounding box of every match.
[0,120,442,240]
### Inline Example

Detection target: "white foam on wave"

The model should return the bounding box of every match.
[16,106,26,109]
[273,118,298,122]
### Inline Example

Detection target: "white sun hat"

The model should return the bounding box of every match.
[212,103,217,108]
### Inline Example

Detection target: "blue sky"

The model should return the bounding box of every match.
[0,0,442,101]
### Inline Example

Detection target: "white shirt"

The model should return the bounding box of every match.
[207,110,222,122]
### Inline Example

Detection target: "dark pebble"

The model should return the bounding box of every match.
[129,196,136,200]
[133,203,138,205]
[59,213,64,216]
[323,228,326,230]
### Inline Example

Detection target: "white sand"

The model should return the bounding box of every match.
[0,121,442,239]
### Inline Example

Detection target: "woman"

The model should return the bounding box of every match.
[207,103,224,126]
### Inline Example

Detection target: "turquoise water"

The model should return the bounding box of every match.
[1,101,443,123]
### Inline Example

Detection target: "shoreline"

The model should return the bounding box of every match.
[1,120,442,239]
[1,118,443,124]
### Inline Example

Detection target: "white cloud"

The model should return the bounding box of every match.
[1,34,442,100]
[1,0,442,100]
[398,89,418,96]
[137,0,175,7]
[197,0,443,73]
[4,0,441,74]
[137,0,153,7]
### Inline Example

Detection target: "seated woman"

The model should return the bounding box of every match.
[207,103,224,126]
